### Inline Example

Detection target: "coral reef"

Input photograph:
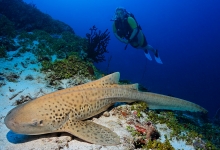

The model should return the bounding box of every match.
[131,101,148,118]
[5,72,20,82]
[41,54,97,85]
[0,45,6,58]
[112,102,220,149]
[12,95,33,106]
[16,30,87,61]
[111,103,176,149]
[0,36,18,56]
[25,75,34,80]
[0,80,6,87]
[213,107,220,126]
[0,0,74,34]
[0,28,102,85]
[146,110,219,149]
[85,25,110,63]
[0,14,16,37]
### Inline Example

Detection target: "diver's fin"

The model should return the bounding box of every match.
[144,50,152,61]
[154,49,163,64]
[155,57,163,64]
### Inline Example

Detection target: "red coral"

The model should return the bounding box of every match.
[135,125,147,134]
[133,111,137,116]
[134,122,160,140]
[121,111,128,117]
[87,66,94,75]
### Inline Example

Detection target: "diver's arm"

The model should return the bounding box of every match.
[127,17,138,42]
[114,32,127,43]
[113,21,128,43]
[128,28,138,42]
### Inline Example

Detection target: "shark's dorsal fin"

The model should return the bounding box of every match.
[73,72,120,90]
[45,72,120,97]
[118,83,139,90]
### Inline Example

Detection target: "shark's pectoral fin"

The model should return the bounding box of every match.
[58,120,120,145]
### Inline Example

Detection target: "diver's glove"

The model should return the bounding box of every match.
[121,38,129,44]
[128,39,131,43]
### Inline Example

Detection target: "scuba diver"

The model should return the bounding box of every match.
[112,7,163,64]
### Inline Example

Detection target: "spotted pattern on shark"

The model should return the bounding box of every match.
[4,72,207,145]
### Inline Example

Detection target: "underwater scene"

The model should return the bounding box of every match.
[0,0,220,149]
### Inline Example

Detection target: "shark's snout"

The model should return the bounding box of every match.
[5,117,17,130]
[4,111,18,132]
[4,104,53,135]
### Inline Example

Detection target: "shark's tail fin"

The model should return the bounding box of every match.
[110,88,207,113]
[140,92,207,113]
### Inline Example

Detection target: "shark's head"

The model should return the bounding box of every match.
[4,100,62,135]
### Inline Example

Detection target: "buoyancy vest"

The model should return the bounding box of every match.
[114,13,141,40]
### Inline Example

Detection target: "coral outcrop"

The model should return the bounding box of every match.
[0,0,74,34]
[41,54,97,85]
[0,14,16,37]
[85,25,110,63]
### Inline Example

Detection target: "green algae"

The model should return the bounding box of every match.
[131,102,148,118]
[147,111,219,149]
[0,14,16,37]
[126,101,219,149]
[143,138,175,150]
[17,30,86,59]
[41,54,97,81]
[0,45,6,58]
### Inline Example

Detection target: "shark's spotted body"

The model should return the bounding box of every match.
[4,72,207,145]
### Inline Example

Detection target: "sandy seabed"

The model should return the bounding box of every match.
[0,51,195,150]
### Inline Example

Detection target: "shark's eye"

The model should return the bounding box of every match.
[39,120,43,126]
[31,120,43,126]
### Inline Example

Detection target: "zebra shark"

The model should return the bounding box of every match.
[4,72,207,145]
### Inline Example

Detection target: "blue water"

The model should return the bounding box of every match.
[23,0,220,118]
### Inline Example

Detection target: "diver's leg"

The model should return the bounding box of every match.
[135,31,162,64]
[143,46,153,61]
[143,45,163,64]
[144,45,156,56]
[141,39,163,64]
[135,31,152,60]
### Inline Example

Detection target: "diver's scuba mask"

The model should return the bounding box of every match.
[116,10,125,19]
[110,8,126,21]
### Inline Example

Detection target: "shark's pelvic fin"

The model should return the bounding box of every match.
[59,120,120,145]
